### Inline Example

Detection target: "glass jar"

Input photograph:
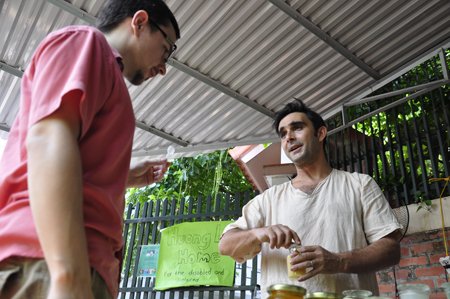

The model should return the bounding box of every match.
[306,292,343,299]
[442,282,450,299]
[267,284,306,299]
[342,289,373,299]
[287,244,305,279]
[398,284,430,299]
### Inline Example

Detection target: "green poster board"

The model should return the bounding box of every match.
[137,244,160,277]
[154,221,235,290]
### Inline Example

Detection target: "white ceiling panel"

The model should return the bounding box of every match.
[0,0,449,160]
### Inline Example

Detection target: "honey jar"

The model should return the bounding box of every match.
[267,284,306,299]
[306,292,343,299]
[342,289,373,298]
[287,244,305,279]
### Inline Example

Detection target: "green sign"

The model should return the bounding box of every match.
[154,221,235,290]
[137,244,160,277]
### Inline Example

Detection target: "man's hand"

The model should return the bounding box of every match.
[289,231,401,281]
[219,225,301,263]
[289,245,343,281]
[127,160,170,188]
[253,224,301,249]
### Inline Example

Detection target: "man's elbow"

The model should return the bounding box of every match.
[218,234,231,256]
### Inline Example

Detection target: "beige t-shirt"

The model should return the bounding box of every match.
[223,169,402,298]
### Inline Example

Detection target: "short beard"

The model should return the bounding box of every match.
[130,71,144,85]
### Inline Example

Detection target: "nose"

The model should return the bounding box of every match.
[145,64,167,81]
[158,63,166,76]
[285,130,295,141]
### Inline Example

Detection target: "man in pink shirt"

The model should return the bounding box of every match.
[0,0,180,298]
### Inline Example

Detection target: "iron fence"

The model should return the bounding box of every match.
[119,192,260,299]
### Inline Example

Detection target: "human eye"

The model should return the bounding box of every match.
[293,123,304,131]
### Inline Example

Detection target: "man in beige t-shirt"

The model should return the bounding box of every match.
[219,99,402,298]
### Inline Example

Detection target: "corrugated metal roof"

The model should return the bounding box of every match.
[1,0,449,160]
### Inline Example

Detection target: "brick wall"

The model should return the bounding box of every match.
[377,228,450,299]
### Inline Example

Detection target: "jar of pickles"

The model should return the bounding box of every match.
[267,284,306,299]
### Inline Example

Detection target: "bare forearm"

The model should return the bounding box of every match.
[219,228,263,262]
[219,225,301,262]
[27,123,91,286]
[338,234,401,273]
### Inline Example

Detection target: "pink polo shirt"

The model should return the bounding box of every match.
[0,26,135,297]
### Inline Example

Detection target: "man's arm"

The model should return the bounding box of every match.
[290,230,402,281]
[219,225,301,263]
[126,160,169,188]
[27,91,94,299]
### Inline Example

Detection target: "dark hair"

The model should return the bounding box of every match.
[273,98,327,144]
[96,0,180,39]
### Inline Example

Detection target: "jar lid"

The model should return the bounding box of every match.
[342,289,373,298]
[306,292,343,299]
[268,284,307,295]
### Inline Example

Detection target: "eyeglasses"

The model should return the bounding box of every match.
[149,20,177,62]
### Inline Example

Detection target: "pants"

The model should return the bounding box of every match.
[0,257,112,299]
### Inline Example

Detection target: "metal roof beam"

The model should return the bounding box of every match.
[268,0,381,80]
[0,61,24,78]
[439,48,449,80]
[135,120,189,147]
[328,85,443,136]
[133,136,280,157]
[46,0,96,25]
[344,79,449,106]
[169,59,275,118]
[345,38,450,106]
[45,1,275,119]
[323,38,450,120]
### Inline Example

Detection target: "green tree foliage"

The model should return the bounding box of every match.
[325,50,449,208]
[126,149,254,206]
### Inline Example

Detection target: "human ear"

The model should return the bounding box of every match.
[318,126,328,142]
[131,10,149,35]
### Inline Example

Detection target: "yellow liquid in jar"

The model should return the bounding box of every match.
[287,255,305,279]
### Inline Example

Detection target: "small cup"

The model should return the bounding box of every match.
[441,282,450,299]
[287,244,305,279]
[398,284,430,299]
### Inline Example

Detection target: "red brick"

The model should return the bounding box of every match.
[401,247,410,257]
[430,254,449,264]
[437,277,449,287]
[395,269,411,280]
[378,283,395,294]
[430,293,447,299]
[399,256,428,267]
[432,240,449,253]
[415,266,447,277]
[411,243,434,255]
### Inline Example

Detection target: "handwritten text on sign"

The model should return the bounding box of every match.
[154,221,234,290]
